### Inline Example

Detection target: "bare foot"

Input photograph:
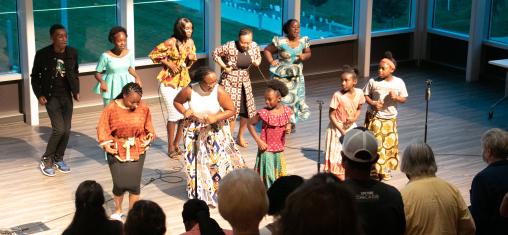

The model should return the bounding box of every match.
[236,137,249,148]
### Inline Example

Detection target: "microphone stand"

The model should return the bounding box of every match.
[317,100,324,173]
[424,80,432,143]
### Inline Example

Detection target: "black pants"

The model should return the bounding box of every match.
[42,95,73,162]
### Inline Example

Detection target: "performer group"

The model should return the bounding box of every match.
[31,18,407,214]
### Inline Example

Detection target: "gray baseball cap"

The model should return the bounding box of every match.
[342,128,379,163]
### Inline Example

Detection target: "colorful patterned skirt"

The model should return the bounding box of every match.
[324,123,356,180]
[182,120,245,206]
[271,63,310,124]
[364,112,399,179]
[254,150,287,188]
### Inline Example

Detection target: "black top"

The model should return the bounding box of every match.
[31,45,79,98]
[52,52,70,96]
[470,160,508,235]
[344,178,406,235]
[235,41,252,69]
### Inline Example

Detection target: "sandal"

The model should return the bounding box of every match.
[110,213,124,222]
[167,151,181,160]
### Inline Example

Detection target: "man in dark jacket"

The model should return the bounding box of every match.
[31,24,79,177]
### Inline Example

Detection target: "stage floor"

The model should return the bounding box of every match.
[1,65,507,234]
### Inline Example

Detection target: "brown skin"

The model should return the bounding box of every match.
[248,89,291,151]
[161,22,195,79]
[263,20,312,67]
[215,32,257,147]
[104,91,152,215]
[173,72,235,124]
[329,73,362,136]
[39,28,80,105]
[364,61,406,110]
[95,31,142,93]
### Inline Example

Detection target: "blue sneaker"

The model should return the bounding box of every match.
[54,160,71,173]
[40,159,55,177]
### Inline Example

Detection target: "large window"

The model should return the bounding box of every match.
[134,0,205,58]
[221,0,283,44]
[432,0,472,35]
[489,0,508,44]
[300,0,354,40]
[0,1,19,73]
[33,0,117,64]
[372,0,412,32]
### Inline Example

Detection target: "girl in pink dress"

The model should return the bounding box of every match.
[324,65,365,180]
[248,80,292,188]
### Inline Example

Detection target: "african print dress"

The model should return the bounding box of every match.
[269,36,311,124]
[213,41,261,119]
[363,76,408,180]
[324,88,365,179]
[182,83,245,206]
[254,106,291,188]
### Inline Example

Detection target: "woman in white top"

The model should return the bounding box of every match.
[174,67,245,207]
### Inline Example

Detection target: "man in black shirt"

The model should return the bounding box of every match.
[342,127,405,235]
[31,24,79,177]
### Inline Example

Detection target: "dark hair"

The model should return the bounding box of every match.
[267,175,304,215]
[124,200,166,235]
[63,180,121,235]
[50,24,65,36]
[115,82,143,100]
[338,64,359,81]
[191,67,215,83]
[278,173,362,235]
[384,51,397,67]
[282,19,299,35]
[173,17,193,42]
[238,28,253,37]
[266,79,289,97]
[182,199,225,235]
[108,26,127,43]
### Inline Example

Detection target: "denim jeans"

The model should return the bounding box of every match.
[42,95,73,162]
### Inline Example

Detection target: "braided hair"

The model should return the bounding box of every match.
[115,82,142,100]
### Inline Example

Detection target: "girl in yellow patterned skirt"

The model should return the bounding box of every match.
[363,51,408,181]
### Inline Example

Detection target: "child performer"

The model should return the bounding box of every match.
[248,80,292,188]
[363,51,408,181]
[324,65,365,180]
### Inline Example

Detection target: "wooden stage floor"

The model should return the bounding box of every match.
[1,65,507,234]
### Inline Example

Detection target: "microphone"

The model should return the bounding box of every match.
[425,79,432,101]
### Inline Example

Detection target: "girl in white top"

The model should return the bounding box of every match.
[174,67,245,206]
[363,51,408,181]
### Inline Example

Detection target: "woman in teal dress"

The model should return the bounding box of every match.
[264,19,312,132]
[94,26,142,106]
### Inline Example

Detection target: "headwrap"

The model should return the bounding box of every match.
[380,58,396,70]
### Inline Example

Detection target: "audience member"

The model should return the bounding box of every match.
[278,173,362,235]
[124,200,166,235]
[400,142,475,235]
[342,127,405,235]
[62,180,122,235]
[470,128,508,235]
[180,198,232,235]
[218,169,268,235]
[260,175,304,235]
[500,192,508,218]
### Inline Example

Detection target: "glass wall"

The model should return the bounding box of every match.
[489,0,508,44]
[372,0,412,31]
[432,0,472,35]
[33,0,117,64]
[221,0,283,44]
[134,0,205,58]
[300,0,354,40]
[0,1,19,73]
